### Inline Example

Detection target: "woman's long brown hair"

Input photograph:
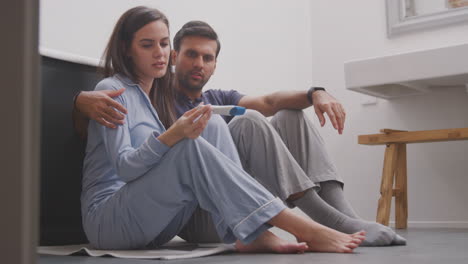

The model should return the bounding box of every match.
[101,6,176,129]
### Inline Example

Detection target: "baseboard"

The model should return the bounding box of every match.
[389,221,468,228]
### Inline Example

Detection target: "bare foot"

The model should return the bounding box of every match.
[235,231,308,254]
[297,223,366,253]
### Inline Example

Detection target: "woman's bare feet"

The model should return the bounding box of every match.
[267,208,365,253]
[297,222,366,253]
[235,231,308,254]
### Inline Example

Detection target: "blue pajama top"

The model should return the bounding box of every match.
[81,75,170,212]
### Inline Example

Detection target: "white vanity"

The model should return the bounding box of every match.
[344,43,468,99]
[344,0,468,99]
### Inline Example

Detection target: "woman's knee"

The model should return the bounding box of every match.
[203,114,230,136]
[171,137,217,158]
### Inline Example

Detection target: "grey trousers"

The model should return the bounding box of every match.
[178,109,343,243]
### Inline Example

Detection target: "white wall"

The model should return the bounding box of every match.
[309,0,468,226]
[413,0,447,16]
[40,0,313,96]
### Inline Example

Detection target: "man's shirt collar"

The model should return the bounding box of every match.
[175,89,204,105]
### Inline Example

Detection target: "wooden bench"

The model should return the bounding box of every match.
[358,128,468,229]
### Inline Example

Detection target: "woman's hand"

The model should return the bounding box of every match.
[75,88,128,129]
[158,104,212,147]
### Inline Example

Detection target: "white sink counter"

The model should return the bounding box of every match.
[344,43,468,99]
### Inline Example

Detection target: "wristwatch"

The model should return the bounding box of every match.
[307,87,325,104]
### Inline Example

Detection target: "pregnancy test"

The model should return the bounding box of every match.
[211,105,246,116]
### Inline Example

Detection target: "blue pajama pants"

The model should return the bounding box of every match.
[83,115,286,249]
[178,110,344,243]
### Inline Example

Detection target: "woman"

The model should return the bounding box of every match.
[81,6,365,252]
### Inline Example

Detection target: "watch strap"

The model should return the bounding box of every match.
[307,87,325,104]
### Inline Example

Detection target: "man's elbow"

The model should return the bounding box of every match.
[260,108,276,117]
[250,104,275,117]
[261,98,278,117]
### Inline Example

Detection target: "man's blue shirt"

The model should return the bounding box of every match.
[174,89,244,123]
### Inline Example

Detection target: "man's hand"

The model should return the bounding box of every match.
[312,91,346,134]
[75,88,128,129]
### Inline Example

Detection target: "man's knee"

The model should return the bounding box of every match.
[228,110,276,144]
[229,109,268,127]
[272,109,305,125]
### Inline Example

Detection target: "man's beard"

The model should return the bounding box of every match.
[177,71,208,92]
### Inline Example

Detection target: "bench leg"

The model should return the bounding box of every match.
[395,144,408,229]
[377,144,398,226]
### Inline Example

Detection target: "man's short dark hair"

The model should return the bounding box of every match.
[173,21,221,57]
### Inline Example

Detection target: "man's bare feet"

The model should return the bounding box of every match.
[297,222,365,253]
[235,231,308,254]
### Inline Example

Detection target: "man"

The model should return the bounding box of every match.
[73,21,405,246]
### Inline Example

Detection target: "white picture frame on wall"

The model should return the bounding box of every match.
[447,0,468,9]
[386,0,468,37]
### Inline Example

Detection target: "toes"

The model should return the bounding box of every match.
[351,231,366,242]
[297,242,309,253]
[281,242,309,254]
[353,235,366,241]
[346,242,359,249]
[352,231,366,239]
[356,230,366,236]
[342,246,354,253]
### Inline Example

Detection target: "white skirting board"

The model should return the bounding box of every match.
[389,221,468,228]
